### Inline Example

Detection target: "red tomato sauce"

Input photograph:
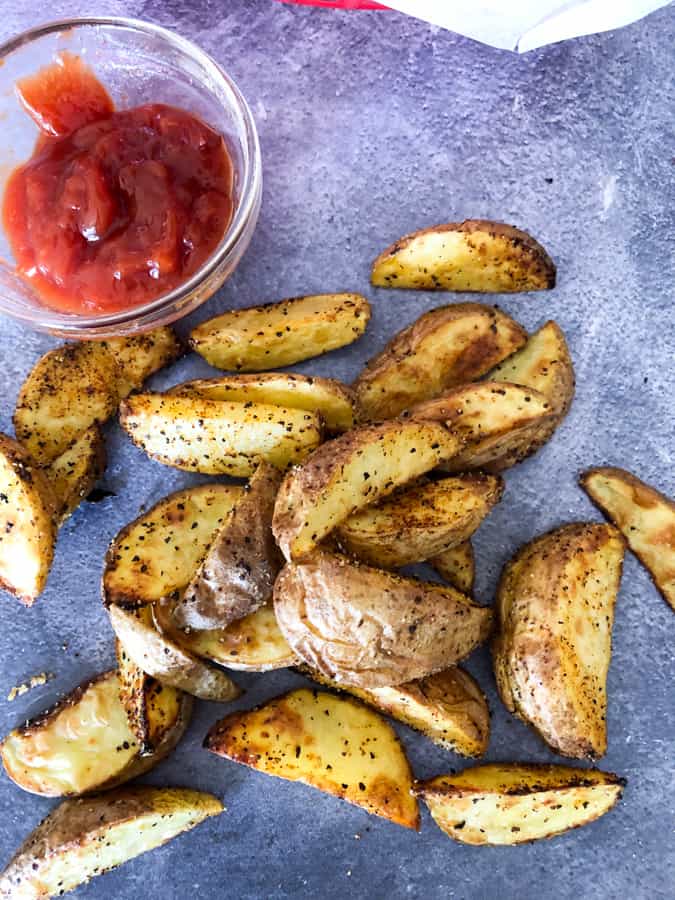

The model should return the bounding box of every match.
[3,52,234,314]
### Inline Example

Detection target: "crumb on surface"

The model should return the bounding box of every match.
[7,671,54,701]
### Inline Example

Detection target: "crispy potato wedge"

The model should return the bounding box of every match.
[205,688,419,829]
[114,638,175,756]
[108,605,241,702]
[336,473,503,568]
[103,484,243,607]
[272,419,461,561]
[0,786,222,899]
[302,666,489,757]
[429,541,475,595]
[274,550,493,687]
[175,461,283,631]
[371,220,555,292]
[190,293,371,371]
[0,670,190,797]
[154,600,296,672]
[581,467,675,612]
[410,381,555,473]
[415,764,624,846]
[119,393,323,476]
[0,434,57,604]
[103,327,182,397]
[353,303,527,420]
[493,523,625,758]
[169,372,356,432]
[46,425,107,524]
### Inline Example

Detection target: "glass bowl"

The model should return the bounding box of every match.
[0,17,262,339]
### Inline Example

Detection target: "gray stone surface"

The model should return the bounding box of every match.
[0,2,673,898]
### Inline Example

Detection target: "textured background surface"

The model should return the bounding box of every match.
[0,2,673,898]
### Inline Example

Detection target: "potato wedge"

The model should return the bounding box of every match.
[0,434,57,604]
[581,467,675,612]
[429,541,475,595]
[274,550,493,688]
[103,327,182,396]
[410,381,555,473]
[493,523,624,758]
[119,393,323,476]
[0,670,190,796]
[103,484,243,607]
[115,638,173,755]
[302,666,489,757]
[108,604,241,702]
[415,764,624,845]
[205,688,419,829]
[190,293,371,371]
[154,600,296,672]
[0,786,222,899]
[175,461,283,631]
[371,220,555,292]
[46,425,107,524]
[272,419,461,561]
[169,372,356,432]
[336,473,502,568]
[353,303,527,420]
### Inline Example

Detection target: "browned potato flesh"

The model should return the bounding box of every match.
[189,293,371,371]
[46,425,107,523]
[353,303,527,420]
[104,327,182,396]
[429,541,475,595]
[371,220,555,292]
[205,688,420,830]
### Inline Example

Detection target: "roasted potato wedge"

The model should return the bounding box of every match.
[493,523,624,758]
[581,467,675,612]
[115,638,174,755]
[410,381,555,473]
[205,688,419,830]
[103,327,182,396]
[336,473,503,568]
[103,484,243,607]
[0,786,222,899]
[371,220,555,292]
[0,670,190,796]
[0,434,57,604]
[272,419,461,561]
[108,605,241,702]
[46,425,107,523]
[169,372,356,432]
[274,550,493,687]
[353,303,527,420]
[415,764,624,846]
[429,541,475,595]
[175,461,283,631]
[190,293,371,371]
[119,393,323,476]
[302,666,489,757]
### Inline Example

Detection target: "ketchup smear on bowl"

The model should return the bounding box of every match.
[2,52,234,314]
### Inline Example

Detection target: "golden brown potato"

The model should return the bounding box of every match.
[302,666,489,757]
[0,670,190,797]
[205,688,419,830]
[581,467,675,612]
[371,220,555,292]
[119,393,323,476]
[274,550,493,688]
[169,372,356,432]
[190,293,371,371]
[115,638,156,753]
[415,764,624,846]
[493,523,625,758]
[175,461,283,631]
[103,327,182,396]
[103,484,243,607]
[0,434,57,605]
[0,786,222,899]
[46,425,107,524]
[335,473,503,568]
[429,541,475,595]
[353,303,527,420]
[272,419,461,561]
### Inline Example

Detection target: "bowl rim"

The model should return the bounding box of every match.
[0,16,261,334]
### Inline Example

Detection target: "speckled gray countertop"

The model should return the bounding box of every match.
[0,2,673,898]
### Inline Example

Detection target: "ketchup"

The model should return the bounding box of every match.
[3,53,234,314]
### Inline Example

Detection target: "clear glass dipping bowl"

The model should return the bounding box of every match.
[0,17,262,338]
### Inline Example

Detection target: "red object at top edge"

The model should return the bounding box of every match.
[277,1,388,9]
